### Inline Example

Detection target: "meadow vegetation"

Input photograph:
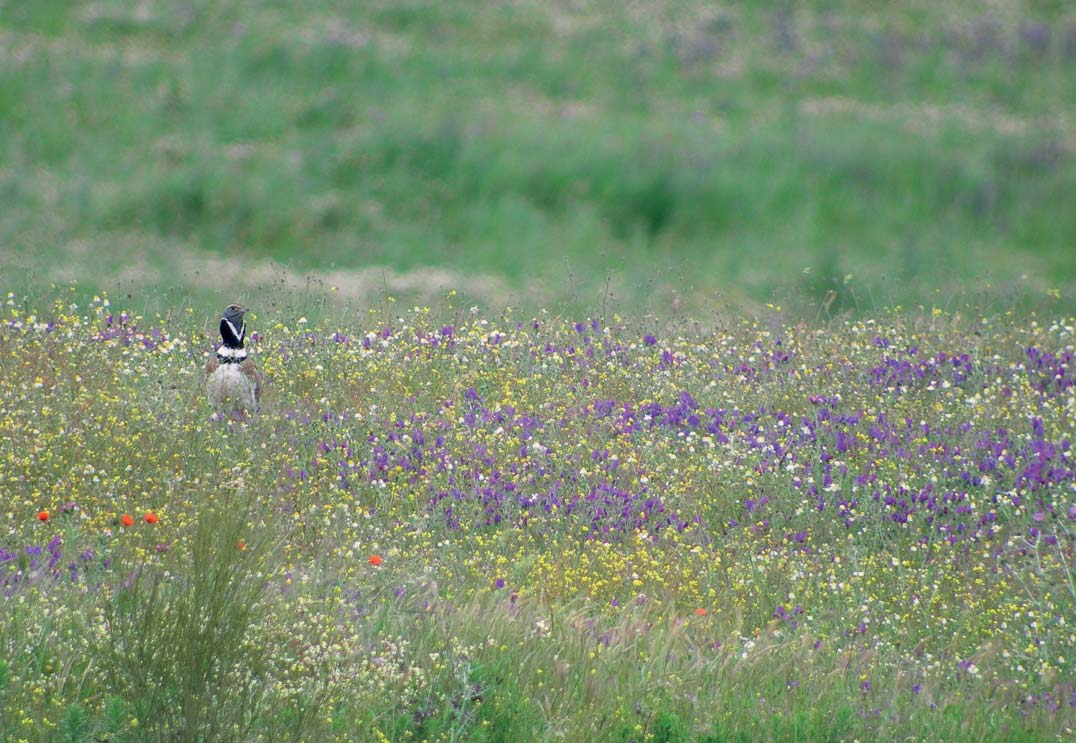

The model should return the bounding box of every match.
[1,288,1074,742]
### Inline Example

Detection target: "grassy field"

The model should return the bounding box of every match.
[2,1,1075,313]
[1,288,1074,741]
[2,2,1075,741]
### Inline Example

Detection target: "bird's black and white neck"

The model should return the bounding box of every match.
[217,304,249,364]
[220,316,245,346]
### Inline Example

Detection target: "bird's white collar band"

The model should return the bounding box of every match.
[216,346,249,363]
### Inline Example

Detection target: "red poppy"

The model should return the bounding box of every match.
[369,554,383,566]
[37,510,49,522]
[695,608,708,617]
[144,512,159,524]
[120,513,134,527]
[235,539,247,551]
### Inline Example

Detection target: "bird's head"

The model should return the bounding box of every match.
[223,303,249,323]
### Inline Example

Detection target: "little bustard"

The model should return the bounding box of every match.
[206,303,262,415]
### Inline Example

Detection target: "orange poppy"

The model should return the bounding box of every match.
[144,512,159,524]
[369,554,383,566]
[120,513,134,527]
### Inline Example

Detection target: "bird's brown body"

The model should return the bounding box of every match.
[206,357,262,414]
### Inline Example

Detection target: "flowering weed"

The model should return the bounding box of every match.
[0,290,1073,741]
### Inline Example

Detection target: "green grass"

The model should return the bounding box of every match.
[2,1,1075,313]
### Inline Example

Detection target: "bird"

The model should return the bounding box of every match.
[206,303,262,415]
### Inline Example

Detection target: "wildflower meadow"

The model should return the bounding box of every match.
[1,288,1074,742]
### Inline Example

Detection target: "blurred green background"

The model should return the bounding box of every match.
[1,0,1074,316]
